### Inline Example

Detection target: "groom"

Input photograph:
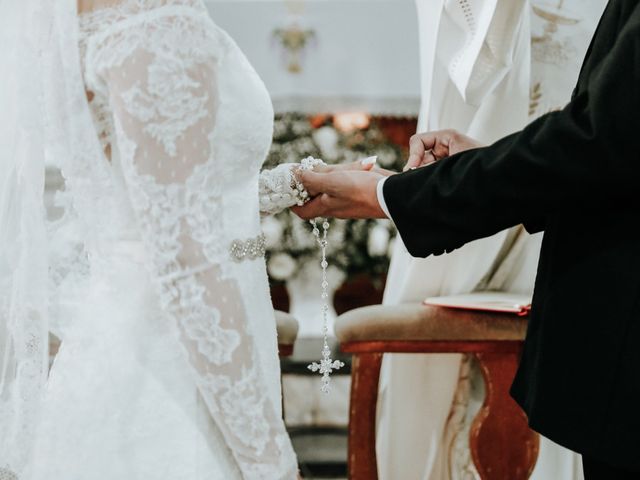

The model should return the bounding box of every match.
[294,1,640,478]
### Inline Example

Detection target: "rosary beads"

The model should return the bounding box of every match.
[307,217,344,394]
[292,156,344,393]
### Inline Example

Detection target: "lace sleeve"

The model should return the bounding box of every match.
[259,164,300,215]
[91,9,297,479]
[259,157,326,215]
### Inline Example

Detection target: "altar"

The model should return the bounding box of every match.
[205,0,421,116]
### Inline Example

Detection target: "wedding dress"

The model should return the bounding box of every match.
[0,1,304,478]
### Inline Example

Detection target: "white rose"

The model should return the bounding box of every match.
[262,216,284,249]
[367,222,390,257]
[312,126,340,162]
[268,253,297,281]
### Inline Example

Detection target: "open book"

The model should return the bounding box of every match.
[424,292,532,317]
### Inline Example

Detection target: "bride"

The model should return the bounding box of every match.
[0,0,368,478]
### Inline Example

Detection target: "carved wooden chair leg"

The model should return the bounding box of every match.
[337,305,538,480]
[470,349,540,480]
[348,352,383,480]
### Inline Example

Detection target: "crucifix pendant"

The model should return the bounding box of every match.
[308,339,345,394]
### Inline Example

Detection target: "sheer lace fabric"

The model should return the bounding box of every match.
[259,163,306,215]
[0,1,51,475]
[26,1,298,478]
[78,0,303,219]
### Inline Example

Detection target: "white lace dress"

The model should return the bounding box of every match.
[24,1,299,479]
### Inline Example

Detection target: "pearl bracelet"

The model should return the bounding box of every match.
[292,156,326,206]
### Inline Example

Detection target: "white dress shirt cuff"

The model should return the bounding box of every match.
[376,177,391,219]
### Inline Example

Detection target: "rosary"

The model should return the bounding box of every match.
[295,157,345,393]
[307,217,344,394]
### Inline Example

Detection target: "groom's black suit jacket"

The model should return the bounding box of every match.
[384,0,640,470]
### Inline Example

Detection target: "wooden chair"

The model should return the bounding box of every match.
[335,304,539,480]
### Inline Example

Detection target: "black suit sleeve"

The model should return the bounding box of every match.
[384,6,640,258]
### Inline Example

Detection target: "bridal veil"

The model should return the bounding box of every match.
[0,1,99,474]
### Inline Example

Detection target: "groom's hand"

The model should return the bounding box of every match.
[405,129,484,171]
[292,170,386,219]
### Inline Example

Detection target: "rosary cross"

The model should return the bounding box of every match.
[309,341,345,394]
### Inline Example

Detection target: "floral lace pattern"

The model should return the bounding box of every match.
[259,163,304,215]
[78,2,298,478]
[120,71,210,156]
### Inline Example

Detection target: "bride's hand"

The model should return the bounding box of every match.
[310,157,396,179]
[313,160,395,177]
[371,166,396,177]
[312,158,376,174]
[295,159,381,199]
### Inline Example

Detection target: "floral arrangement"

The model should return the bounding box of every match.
[262,113,413,284]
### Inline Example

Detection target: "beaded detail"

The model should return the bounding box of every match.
[307,218,344,393]
[258,156,325,215]
[229,234,266,262]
